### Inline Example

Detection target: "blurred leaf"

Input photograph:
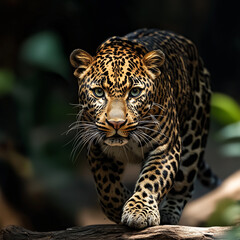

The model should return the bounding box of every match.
[221,226,240,240]
[12,75,38,146]
[29,124,74,171]
[215,121,240,157]
[0,69,15,96]
[45,90,73,124]
[206,199,240,226]
[220,143,240,157]
[20,31,69,78]
[217,122,240,141]
[211,93,240,126]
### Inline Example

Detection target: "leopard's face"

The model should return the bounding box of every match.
[70,38,165,147]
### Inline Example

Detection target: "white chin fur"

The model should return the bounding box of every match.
[104,138,128,146]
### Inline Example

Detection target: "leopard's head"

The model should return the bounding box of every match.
[70,37,165,147]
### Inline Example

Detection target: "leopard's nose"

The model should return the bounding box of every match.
[106,119,127,130]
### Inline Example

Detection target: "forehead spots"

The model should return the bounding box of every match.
[81,37,152,98]
[88,43,149,97]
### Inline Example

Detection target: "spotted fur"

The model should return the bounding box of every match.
[70,29,219,229]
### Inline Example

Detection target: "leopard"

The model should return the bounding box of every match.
[69,28,219,229]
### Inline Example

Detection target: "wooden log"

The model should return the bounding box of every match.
[0,224,231,240]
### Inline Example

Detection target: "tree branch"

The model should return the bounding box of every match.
[0,224,231,240]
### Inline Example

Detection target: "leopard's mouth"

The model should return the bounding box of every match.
[104,135,128,146]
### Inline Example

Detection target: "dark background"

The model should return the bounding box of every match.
[0,0,239,231]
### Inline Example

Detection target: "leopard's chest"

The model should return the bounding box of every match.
[100,139,152,164]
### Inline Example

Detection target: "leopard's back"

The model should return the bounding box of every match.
[127,29,218,221]
[126,28,211,128]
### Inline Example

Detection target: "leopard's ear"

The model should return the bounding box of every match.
[70,49,93,77]
[143,50,165,79]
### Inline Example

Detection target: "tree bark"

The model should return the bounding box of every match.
[0,224,231,240]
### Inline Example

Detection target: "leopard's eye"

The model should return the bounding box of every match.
[129,87,142,98]
[92,88,105,98]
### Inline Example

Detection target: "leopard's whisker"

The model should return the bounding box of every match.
[135,130,154,149]
[138,120,158,125]
[141,114,164,120]
[70,124,101,163]
[86,132,100,155]
[137,130,159,145]
[152,102,166,112]
[130,132,145,160]
[137,126,159,134]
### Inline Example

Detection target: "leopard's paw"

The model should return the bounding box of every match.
[121,196,160,229]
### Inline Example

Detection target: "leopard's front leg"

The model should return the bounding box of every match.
[88,146,131,223]
[121,137,181,229]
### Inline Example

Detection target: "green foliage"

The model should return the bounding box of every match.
[0,29,83,221]
[216,122,240,157]
[218,142,240,157]
[211,93,240,126]
[217,122,240,141]
[206,199,240,226]
[0,69,15,96]
[219,226,240,240]
[12,31,77,172]
[211,93,240,157]
[20,31,69,78]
